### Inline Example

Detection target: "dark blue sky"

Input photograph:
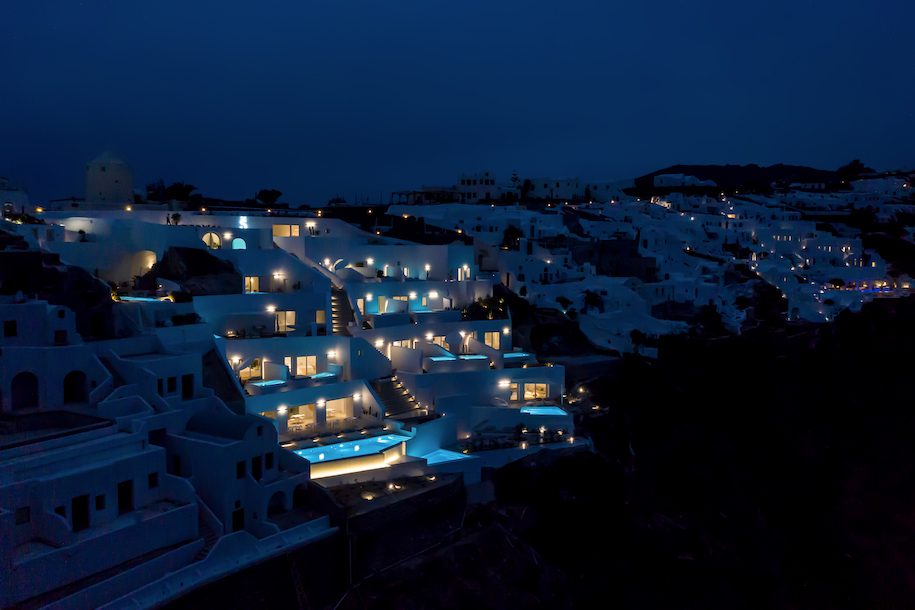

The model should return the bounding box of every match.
[1,1,912,206]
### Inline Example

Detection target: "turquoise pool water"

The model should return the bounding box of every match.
[251,379,285,387]
[423,449,477,465]
[503,352,532,359]
[295,434,410,463]
[520,406,568,416]
[429,355,456,362]
[308,372,335,379]
[459,355,488,360]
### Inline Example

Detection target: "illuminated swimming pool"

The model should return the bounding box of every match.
[503,352,532,359]
[459,355,488,360]
[429,355,456,362]
[520,406,568,416]
[295,434,410,463]
[250,379,285,387]
[423,449,477,465]
[308,372,335,379]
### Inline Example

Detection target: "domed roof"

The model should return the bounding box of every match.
[89,151,128,165]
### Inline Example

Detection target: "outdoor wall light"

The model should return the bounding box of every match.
[327,351,336,358]
[366,294,373,301]
[267,306,276,312]
[425,264,431,271]
[324,259,330,266]
[375,339,384,347]
[425,333,433,340]
[429,291,438,298]
[409,292,416,299]
[317,400,326,407]
[367,258,374,265]
[277,406,287,414]
[224,233,232,239]
[353,393,360,400]
[502,327,510,334]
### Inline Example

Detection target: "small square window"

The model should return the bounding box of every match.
[257,425,263,436]
[167,377,176,393]
[265,453,274,469]
[96,495,105,510]
[148,472,159,488]
[58,309,65,319]
[237,461,246,479]
[4,320,16,337]
[15,506,30,525]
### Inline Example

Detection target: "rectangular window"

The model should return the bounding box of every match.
[291,225,300,237]
[96,494,105,510]
[510,383,518,401]
[272,225,291,237]
[148,472,159,488]
[117,480,133,515]
[484,331,501,351]
[266,452,274,469]
[245,276,260,293]
[393,295,408,302]
[3,320,16,337]
[523,383,548,400]
[240,358,261,381]
[167,377,177,393]
[237,461,246,479]
[296,355,317,376]
[15,506,30,525]
[276,310,295,333]
[316,310,326,324]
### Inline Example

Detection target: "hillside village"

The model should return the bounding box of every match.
[1,154,914,608]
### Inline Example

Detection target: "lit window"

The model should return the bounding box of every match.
[484,331,501,350]
[523,383,548,400]
[296,355,317,376]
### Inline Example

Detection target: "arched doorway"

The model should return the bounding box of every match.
[232,237,246,249]
[267,491,287,517]
[11,372,39,410]
[64,370,87,404]
[292,484,307,509]
[202,232,221,249]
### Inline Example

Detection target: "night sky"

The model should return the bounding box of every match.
[1,1,912,206]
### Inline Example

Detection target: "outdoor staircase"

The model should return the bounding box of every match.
[193,511,220,562]
[331,287,353,337]
[370,377,422,418]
